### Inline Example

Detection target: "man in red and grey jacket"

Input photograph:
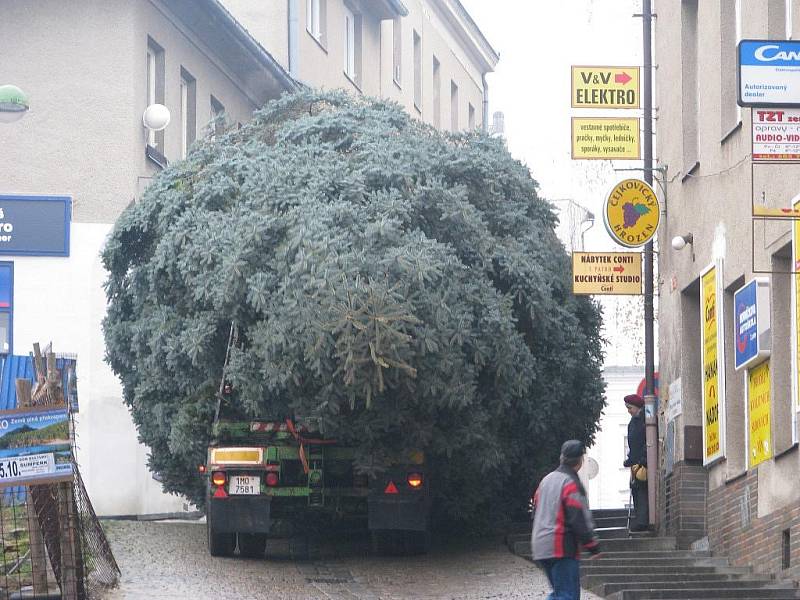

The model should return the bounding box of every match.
[531,440,601,600]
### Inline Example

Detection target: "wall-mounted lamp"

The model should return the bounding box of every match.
[142,103,171,131]
[0,84,29,123]
[671,233,693,251]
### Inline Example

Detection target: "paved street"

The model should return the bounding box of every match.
[99,520,603,599]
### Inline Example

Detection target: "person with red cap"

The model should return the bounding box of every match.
[623,393,648,531]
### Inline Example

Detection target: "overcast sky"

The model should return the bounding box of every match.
[460,0,644,252]
[459,0,647,366]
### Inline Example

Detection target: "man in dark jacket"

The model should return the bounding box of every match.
[531,440,601,600]
[623,393,648,531]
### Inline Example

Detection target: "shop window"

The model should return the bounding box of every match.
[724,276,745,477]
[0,263,13,355]
[771,249,793,455]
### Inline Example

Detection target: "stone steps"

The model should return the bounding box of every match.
[606,586,800,600]
[511,507,800,599]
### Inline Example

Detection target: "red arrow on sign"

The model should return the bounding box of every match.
[615,72,632,85]
[613,266,625,273]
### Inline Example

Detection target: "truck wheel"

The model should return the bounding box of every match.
[370,530,399,556]
[402,530,431,555]
[208,524,236,557]
[238,533,266,558]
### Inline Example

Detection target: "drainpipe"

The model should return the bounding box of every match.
[288,0,300,79]
[482,73,489,133]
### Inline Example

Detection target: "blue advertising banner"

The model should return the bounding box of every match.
[738,40,800,107]
[0,405,72,488]
[0,195,71,256]
[735,280,759,369]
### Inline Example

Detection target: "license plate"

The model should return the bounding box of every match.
[229,475,260,495]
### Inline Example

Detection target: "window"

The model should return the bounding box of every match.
[306,0,326,44]
[210,95,225,137]
[432,56,441,129]
[180,67,196,159]
[468,103,476,130]
[343,5,361,86]
[344,6,355,79]
[393,17,402,85]
[0,263,13,355]
[719,0,742,139]
[769,0,788,38]
[413,30,422,111]
[789,0,794,38]
[681,0,699,170]
[146,37,165,153]
[450,81,459,131]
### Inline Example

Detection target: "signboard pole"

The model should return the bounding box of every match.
[642,0,657,530]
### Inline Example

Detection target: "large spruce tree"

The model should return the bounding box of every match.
[102,91,605,528]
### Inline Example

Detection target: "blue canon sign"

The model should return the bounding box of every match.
[739,40,800,107]
[0,195,70,256]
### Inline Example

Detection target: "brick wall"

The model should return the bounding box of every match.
[707,471,800,576]
[663,460,707,548]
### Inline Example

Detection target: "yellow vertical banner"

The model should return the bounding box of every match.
[701,264,724,464]
[748,360,772,468]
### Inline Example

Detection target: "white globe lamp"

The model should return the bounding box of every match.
[0,84,30,123]
[142,103,171,131]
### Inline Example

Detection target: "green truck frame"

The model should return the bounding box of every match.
[204,418,431,558]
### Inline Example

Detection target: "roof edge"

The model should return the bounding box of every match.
[440,0,499,72]
[203,0,300,92]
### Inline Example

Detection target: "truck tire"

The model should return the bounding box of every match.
[370,530,399,556]
[402,529,430,555]
[208,523,236,557]
[237,533,266,558]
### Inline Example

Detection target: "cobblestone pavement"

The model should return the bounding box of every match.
[99,520,603,599]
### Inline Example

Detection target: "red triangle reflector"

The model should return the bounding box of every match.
[213,486,228,498]
[384,481,399,495]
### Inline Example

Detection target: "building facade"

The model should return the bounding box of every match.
[0,0,294,515]
[222,0,498,131]
[655,0,800,576]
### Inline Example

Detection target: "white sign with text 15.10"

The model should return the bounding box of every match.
[0,453,55,480]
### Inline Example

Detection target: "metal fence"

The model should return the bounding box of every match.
[0,343,120,599]
[0,467,120,599]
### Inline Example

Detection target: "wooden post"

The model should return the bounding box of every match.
[32,343,45,387]
[16,378,49,594]
[58,481,79,600]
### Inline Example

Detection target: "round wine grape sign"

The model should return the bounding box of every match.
[603,178,660,248]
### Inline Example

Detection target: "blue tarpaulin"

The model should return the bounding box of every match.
[0,354,78,504]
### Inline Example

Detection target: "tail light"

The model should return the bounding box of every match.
[265,472,279,487]
[211,471,227,487]
[407,473,424,488]
[198,465,207,474]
